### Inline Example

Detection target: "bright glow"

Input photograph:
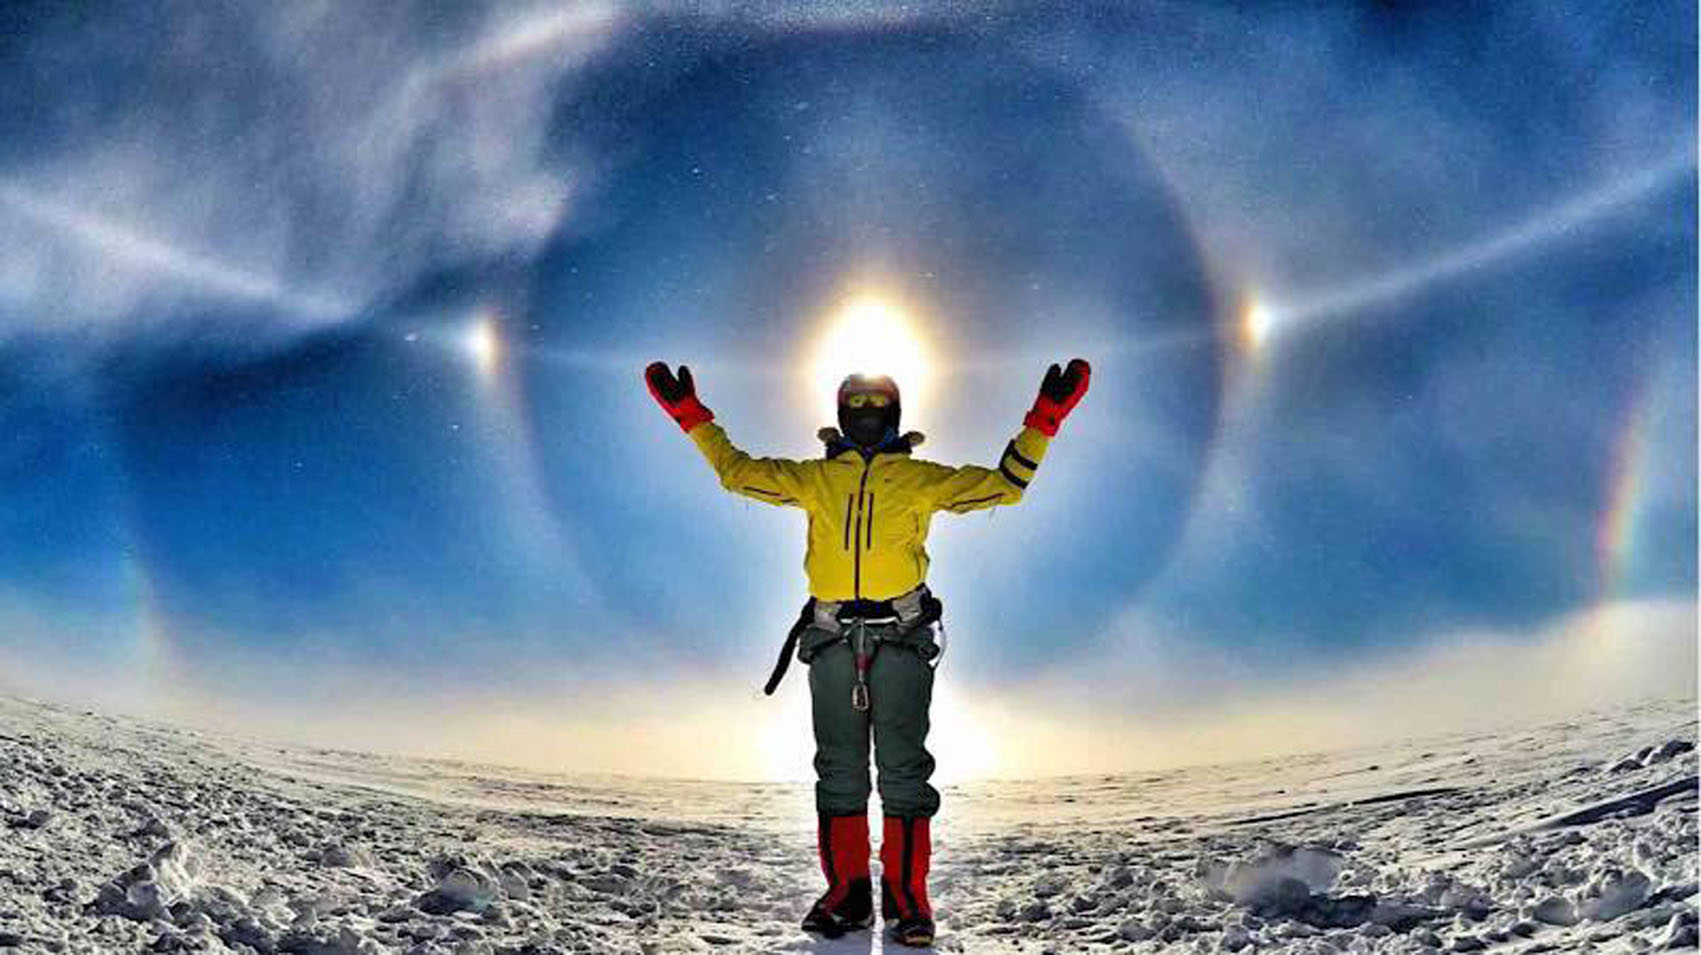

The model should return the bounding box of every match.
[757,689,818,782]
[753,679,1000,783]
[807,294,934,424]
[928,683,1000,782]
[465,312,501,379]
[1241,297,1276,352]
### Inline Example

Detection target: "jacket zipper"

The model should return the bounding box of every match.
[852,456,872,598]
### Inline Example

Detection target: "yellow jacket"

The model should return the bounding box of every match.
[687,421,1051,601]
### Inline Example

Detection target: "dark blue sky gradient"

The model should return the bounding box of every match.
[0,2,1692,703]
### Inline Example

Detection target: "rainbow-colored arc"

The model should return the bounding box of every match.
[1595,373,1660,605]
[113,484,181,706]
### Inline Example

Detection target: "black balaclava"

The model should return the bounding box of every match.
[837,373,901,450]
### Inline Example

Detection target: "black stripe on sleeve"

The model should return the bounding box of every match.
[945,492,1004,511]
[998,461,1030,489]
[743,486,798,505]
[1002,439,1038,472]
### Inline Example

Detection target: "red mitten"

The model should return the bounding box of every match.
[1023,358,1091,436]
[645,362,715,432]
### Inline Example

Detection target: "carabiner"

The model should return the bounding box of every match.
[850,619,873,712]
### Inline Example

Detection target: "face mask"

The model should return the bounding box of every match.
[842,406,893,448]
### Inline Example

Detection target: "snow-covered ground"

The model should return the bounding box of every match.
[0,693,1694,954]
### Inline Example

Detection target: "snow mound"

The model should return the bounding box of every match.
[92,840,204,922]
[1579,867,1655,921]
[416,858,499,915]
[1609,738,1696,773]
[1200,840,1344,909]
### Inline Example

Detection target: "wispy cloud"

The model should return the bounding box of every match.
[1077,4,1693,301]
[0,2,624,344]
[0,182,349,323]
[1272,151,1695,326]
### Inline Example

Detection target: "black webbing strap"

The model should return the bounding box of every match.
[835,597,898,619]
[763,598,817,696]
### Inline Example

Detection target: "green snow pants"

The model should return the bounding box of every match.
[800,621,941,818]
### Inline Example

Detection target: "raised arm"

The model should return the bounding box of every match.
[645,362,814,507]
[921,358,1091,515]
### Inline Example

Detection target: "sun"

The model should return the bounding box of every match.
[807,295,934,424]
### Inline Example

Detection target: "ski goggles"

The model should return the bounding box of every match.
[842,392,893,409]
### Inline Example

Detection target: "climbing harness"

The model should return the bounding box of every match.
[762,583,944,699]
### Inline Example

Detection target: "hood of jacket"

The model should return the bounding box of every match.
[818,426,925,460]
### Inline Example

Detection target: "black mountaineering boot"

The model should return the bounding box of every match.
[802,813,874,938]
[892,913,936,948]
[802,877,874,938]
[881,814,936,947]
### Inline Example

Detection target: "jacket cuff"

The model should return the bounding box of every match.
[671,397,714,432]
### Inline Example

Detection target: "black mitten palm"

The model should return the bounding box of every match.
[645,362,714,432]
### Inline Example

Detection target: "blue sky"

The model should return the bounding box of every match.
[0,2,1693,776]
